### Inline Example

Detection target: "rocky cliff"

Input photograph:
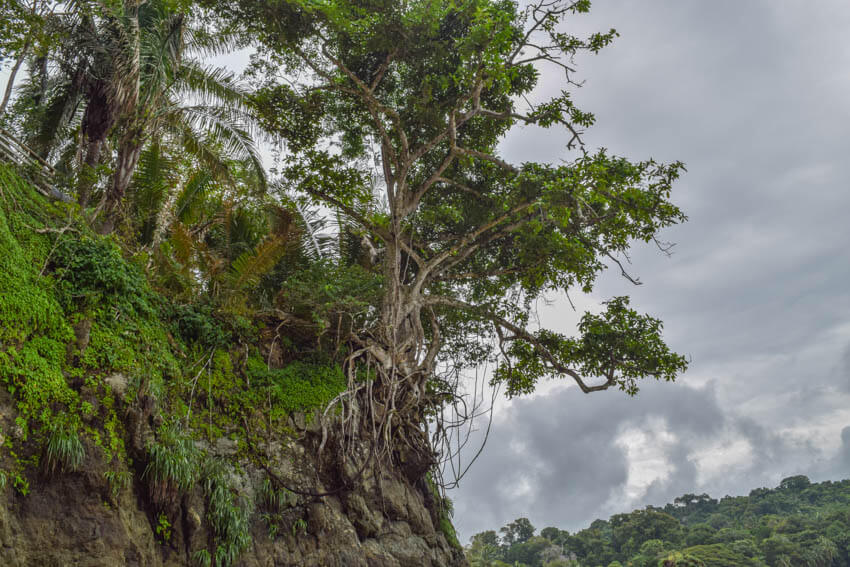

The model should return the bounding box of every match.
[0,164,466,566]
[0,393,466,566]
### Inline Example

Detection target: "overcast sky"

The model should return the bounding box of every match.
[450,0,850,542]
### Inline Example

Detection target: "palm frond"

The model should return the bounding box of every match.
[182,24,244,59]
[14,59,83,159]
[165,106,267,190]
[163,116,232,180]
[170,221,195,266]
[174,169,215,224]
[175,61,250,111]
[138,10,186,110]
[132,139,175,244]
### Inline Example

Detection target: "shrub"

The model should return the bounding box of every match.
[44,426,85,475]
[200,459,252,567]
[51,236,156,317]
[168,303,229,348]
[143,424,201,506]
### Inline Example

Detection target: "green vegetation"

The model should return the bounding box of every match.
[1,0,693,563]
[192,549,213,567]
[466,475,850,566]
[43,425,85,474]
[246,357,347,417]
[103,469,132,500]
[144,423,202,506]
[0,164,349,562]
[200,460,253,567]
[258,477,298,540]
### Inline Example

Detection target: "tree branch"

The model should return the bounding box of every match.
[423,296,616,393]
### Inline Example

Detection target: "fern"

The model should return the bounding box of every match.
[226,235,286,291]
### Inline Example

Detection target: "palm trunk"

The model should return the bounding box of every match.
[76,76,117,206]
[99,138,142,234]
[76,137,104,207]
[97,0,143,234]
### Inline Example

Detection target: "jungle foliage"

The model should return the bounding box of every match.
[1,0,691,564]
[466,475,850,567]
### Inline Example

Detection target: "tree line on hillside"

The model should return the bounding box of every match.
[466,475,850,567]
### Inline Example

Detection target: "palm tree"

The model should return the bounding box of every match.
[96,0,263,233]
[9,0,263,231]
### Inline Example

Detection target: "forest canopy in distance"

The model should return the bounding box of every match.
[466,475,850,567]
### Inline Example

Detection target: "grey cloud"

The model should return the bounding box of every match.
[453,0,850,543]
[833,425,850,468]
[804,425,850,483]
[452,380,827,541]
[642,442,698,507]
[454,381,729,538]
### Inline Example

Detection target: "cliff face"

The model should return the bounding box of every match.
[0,165,466,566]
[0,397,466,566]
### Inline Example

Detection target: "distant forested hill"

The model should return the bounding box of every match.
[465,475,850,566]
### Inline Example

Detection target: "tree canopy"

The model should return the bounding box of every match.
[204,0,688,482]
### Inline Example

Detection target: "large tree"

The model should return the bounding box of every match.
[215,0,689,482]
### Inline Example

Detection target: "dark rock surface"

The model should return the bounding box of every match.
[0,406,467,566]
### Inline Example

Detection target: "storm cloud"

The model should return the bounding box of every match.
[450,0,850,541]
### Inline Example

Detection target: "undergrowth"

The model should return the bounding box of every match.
[1,164,343,471]
[144,423,201,506]
[43,425,85,474]
[259,477,298,539]
[246,357,347,417]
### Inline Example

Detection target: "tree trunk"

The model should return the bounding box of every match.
[76,80,116,207]
[97,0,142,233]
[0,43,29,116]
[99,138,142,234]
[76,137,104,208]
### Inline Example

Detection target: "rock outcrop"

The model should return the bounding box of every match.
[0,401,467,566]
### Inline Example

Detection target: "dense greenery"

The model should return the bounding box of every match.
[0,163,343,562]
[467,475,850,567]
[1,0,691,564]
